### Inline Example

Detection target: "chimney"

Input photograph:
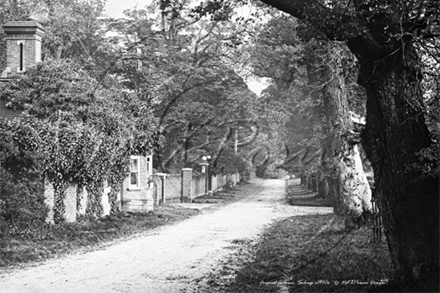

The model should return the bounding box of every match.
[1,21,45,79]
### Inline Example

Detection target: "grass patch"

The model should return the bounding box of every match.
[0,205,199,269]
[208,214,393,293]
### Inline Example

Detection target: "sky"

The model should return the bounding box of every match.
[104,0,149,18]
[104,0,268,95]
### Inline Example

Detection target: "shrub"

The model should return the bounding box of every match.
[0,167,48,237]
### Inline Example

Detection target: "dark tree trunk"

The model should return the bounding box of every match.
[257,0,439,287]
[311,173,317,192]
[256,163,267,178]
[317,171,329,199]
[300,174,307,186]
[307,174,313,190]
[357,44,439,285]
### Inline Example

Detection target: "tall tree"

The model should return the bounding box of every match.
[248,15,372,220]
[109,3,261,173]
[253,0,439,289]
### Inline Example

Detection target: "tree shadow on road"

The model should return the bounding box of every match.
[205,213,392,293]
[286,181,333,207]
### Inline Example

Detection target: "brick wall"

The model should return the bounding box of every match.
[102,186,111,215]
[44,182,120,223]
[210,172,240,192]
[64,185,77,222]
[229,173,240,185]
[44,181,55,223]
[181,168,192,202]
[211,174,222,191]
[154,176,162,205]
[192,174,206,198]
[2,21,44,78]
[0,20,43,118]
[43,183,79,223]
[164,174,181,201]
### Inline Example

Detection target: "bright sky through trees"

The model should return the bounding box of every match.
[105,0,142,18]
[104,0,268,95]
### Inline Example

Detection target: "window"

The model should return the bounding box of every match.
[19,43,24,71]
[129,156,140,189]
[146,156,153,189]
[17,41,25,73]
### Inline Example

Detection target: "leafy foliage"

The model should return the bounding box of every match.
[103,4,265,175]
[0,166,47,236]
[0,59,159,222]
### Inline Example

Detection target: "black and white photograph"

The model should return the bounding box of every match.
[0,0,439,292]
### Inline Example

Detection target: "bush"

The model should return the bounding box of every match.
[0,167,48,237]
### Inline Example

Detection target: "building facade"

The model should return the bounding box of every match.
[0,20,155,222]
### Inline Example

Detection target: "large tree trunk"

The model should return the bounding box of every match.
[257,0,439,288]
[357,43,439,286]
[311,49,372,220]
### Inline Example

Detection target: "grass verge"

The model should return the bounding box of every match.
[0,205,199,269]
[0,183,247,270]
[206,182,394,293]
[208,215,393,293]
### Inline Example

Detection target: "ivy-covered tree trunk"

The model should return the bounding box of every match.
[311,52,372,220]
[357,42,439,287]
[85,184,104,219]
[76,184,84,218]
[53,181,68,224]
[108,183,121,215]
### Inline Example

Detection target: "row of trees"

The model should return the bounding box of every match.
[248,15,373,221]
[0,0,438,289]
[201,0,438,290]
[181,0,438,289]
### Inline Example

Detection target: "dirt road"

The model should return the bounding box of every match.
[0,179,332,293]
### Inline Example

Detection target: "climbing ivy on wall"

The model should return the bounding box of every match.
[0,59,160,223]
[53,181,68,223]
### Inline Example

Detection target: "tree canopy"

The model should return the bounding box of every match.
[0,1,439,289]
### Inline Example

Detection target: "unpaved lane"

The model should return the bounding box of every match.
[0,179,332,293]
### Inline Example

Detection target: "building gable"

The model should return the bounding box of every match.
[0,20,44,120]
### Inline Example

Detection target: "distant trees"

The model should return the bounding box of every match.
[104,2,264,174]
[246,15,372,221]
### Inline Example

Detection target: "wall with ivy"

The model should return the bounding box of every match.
[44,182,120,223]
[0,60,160,225]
